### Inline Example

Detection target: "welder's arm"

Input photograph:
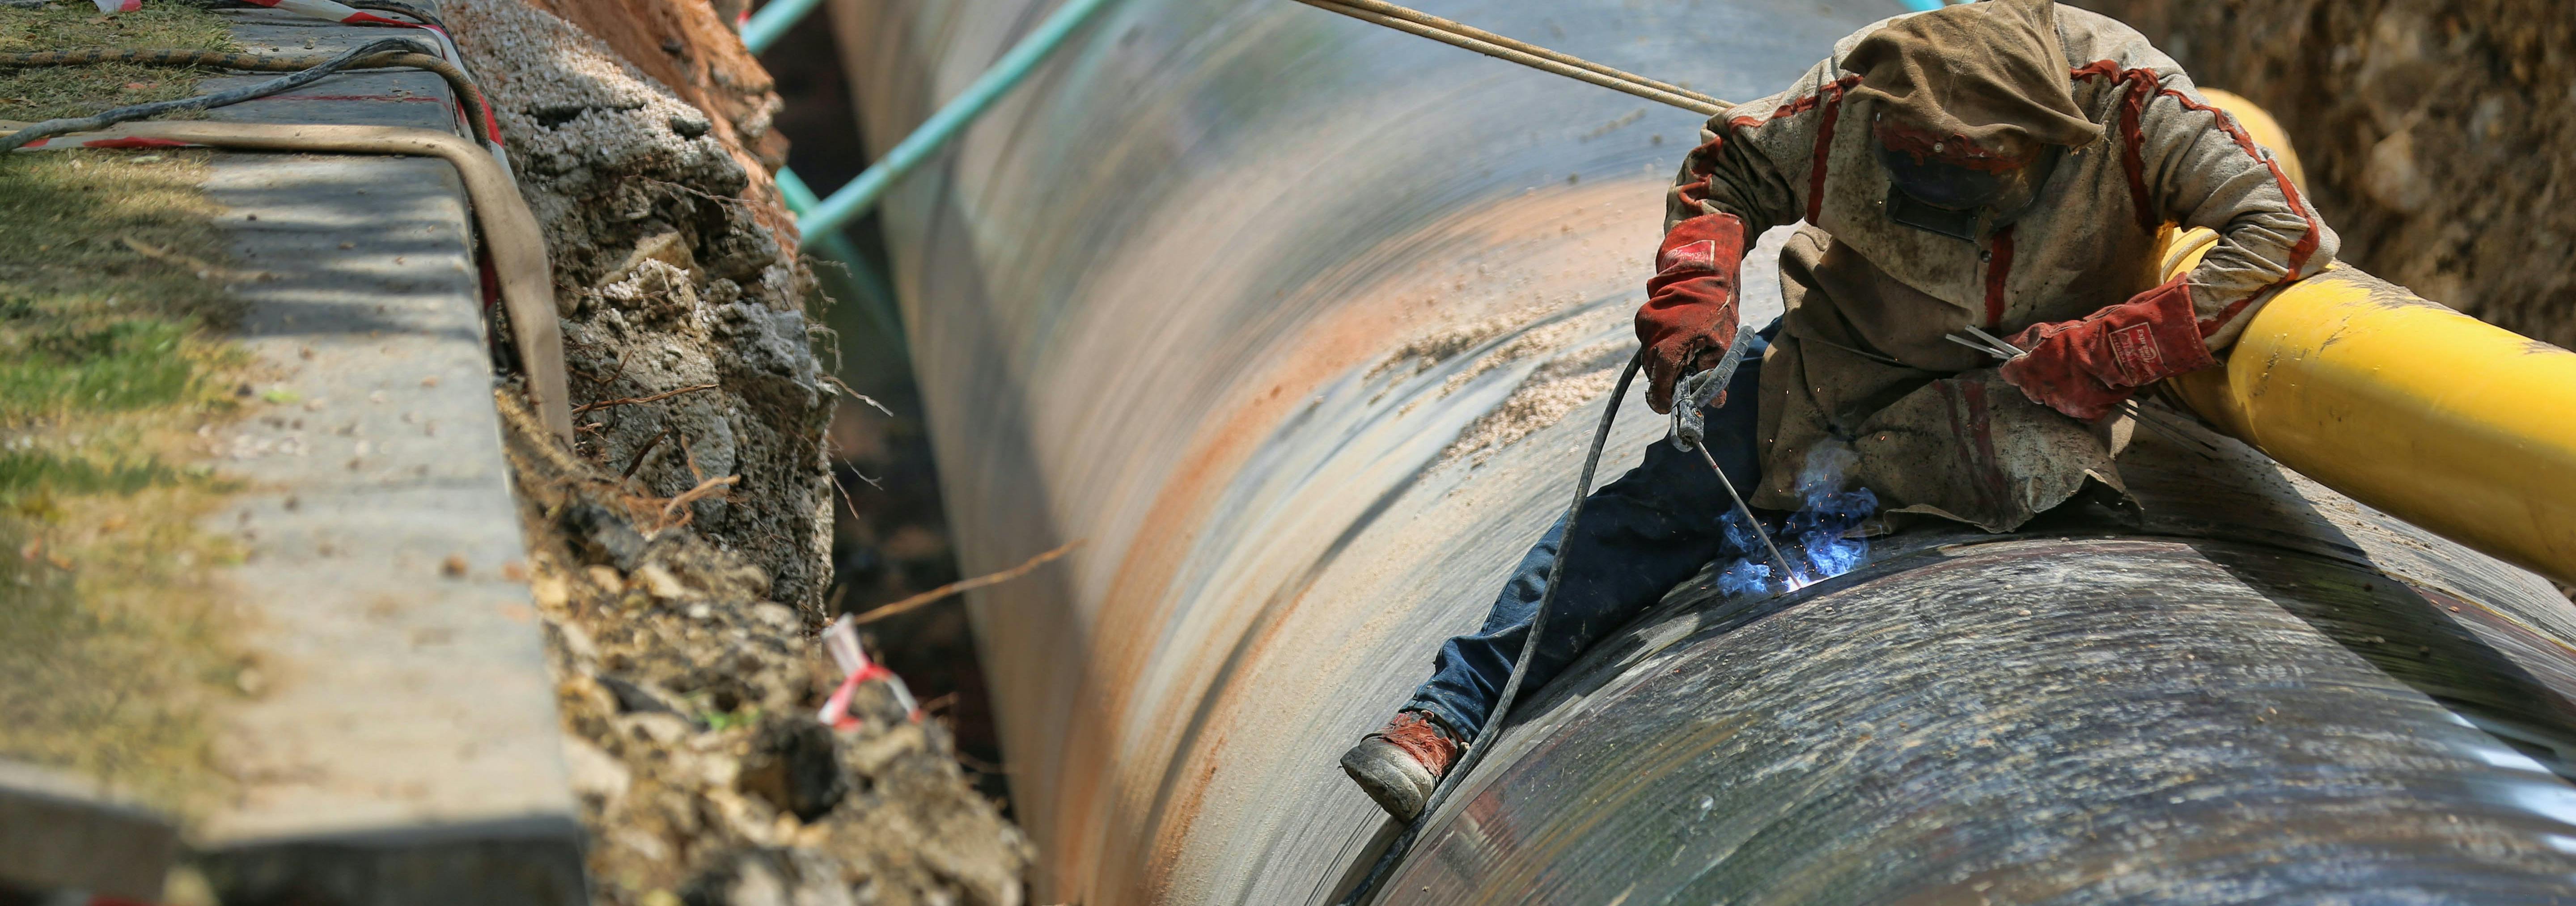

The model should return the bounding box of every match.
[1639,62,1825,414]
[2136,75,2340,350]
[1999,75,2340,422]
[1639,212,1746,415]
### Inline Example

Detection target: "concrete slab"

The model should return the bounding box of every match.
[188,148,585,906]
[127,4,590,902]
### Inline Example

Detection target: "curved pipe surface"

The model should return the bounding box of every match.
[841,1,2576,902]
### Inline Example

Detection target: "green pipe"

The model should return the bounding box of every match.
[741,0,823,55]
[797,0,1121,241]
[780,169,907,346]
[776,164,822,210]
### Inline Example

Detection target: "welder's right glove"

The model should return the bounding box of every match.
[1999,275,2217,421]
[1637,212,1746,415]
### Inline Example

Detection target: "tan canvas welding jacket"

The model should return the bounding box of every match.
[1663,0,2335,531]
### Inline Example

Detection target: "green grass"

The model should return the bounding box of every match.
[0,148,253,817]
[1,0,236,122]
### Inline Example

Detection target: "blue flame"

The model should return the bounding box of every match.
[1709,440,1877,596]
[1712,509,1777,595]
[1786,442,1876,583]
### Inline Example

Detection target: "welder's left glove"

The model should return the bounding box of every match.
[1638,212,1746,415]
[1999,275,2217,421]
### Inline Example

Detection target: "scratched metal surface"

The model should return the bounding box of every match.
[1394,429,2576,904]
[837,0,2576,903]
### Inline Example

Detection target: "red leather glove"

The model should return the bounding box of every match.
[1999,275,2217,421]
[1636,212,1746,414]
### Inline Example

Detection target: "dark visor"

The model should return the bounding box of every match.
[1873,139,2018,211]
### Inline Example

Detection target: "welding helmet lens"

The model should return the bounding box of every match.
[1874,139,2025,211]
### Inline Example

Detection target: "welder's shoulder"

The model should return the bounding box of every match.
[2054,5,2183,78]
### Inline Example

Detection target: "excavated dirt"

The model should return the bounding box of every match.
[499,392,1030,906]
[444,0,835,612]
[426,0,1034,900]
[2072,0,2576,349]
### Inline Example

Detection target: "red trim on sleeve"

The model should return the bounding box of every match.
[1983,225,2016,328]
[2070,61,2162,231]
[2160,90,2323,335]
[2161,89,2321,275]
[1674,74,1863,219]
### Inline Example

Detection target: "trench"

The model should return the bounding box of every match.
[826,0,2576,904]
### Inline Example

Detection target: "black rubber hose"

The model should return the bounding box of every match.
[1336,351,1645,906]
[1,36,434,152]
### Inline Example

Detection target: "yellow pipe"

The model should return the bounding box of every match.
[2161,91,2576,584]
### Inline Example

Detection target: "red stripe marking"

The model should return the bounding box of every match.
[1804,79,1853,223]
[1983,225,2016,328]
[82,136,192,148]
[474,97,503,144]
[2071,61,2326,336]
[2070,61,2161,230]
[1936,379,2008,517]
[1674,74,1860,216]
[2161,89,2322,275]
[261,93,447,103]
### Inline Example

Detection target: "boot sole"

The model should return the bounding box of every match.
[1339,738,1436,821]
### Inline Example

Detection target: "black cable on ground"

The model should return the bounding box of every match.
[1,47,495,147]
[1335,352,1645,906]
[0,36,434,152]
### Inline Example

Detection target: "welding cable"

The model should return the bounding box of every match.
[0,36,436,152]
[1288,0,1730,117]
[0,47,497,150]
[1336,353,1645,906]
[1297,0,1726,110]
[4,120,575,442]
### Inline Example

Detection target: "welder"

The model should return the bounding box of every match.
[1341,0,2335,821]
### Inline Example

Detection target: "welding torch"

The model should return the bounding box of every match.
[1670,325,1802,589]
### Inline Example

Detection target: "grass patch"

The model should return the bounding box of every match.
[1,0,235,123]
[0,147,254,817]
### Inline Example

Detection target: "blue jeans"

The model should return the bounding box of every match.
[1403,328,1773,741]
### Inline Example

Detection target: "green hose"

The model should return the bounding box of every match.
[794,0,1121,241]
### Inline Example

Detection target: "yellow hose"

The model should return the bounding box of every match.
[2161,92,2576,584]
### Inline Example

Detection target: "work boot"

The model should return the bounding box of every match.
[1339,710,1464,821]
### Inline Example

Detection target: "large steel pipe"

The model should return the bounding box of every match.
[835,0,2576,902]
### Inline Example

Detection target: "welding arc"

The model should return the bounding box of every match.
[1692,442,1801,587]
[0,37,437,152]
[0,47,496,148]
[1289,0,1732,117]
[1337,354,1646,906]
